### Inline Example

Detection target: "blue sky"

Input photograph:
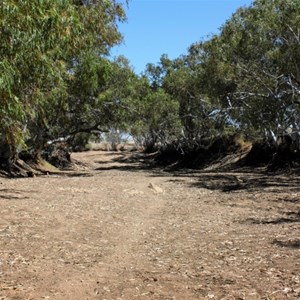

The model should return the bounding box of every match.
[111,0,253,74]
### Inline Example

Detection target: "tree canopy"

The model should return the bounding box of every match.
[128,0,300,152]
[1,0,300,170]
[0,0,126,155]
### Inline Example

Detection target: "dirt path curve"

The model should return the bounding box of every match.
[1,151,300,299]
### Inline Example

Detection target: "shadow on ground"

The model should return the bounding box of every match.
[272,239,300,249]
[244,213,300,225]
[91,151,300,194]
[170,172,300,194]
[0,188,32,200]
[94,151,162,174]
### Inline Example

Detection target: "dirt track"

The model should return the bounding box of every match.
[0,151,300,300]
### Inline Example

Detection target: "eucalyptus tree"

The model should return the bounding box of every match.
[1,1,80,152]
[129,83,181,151]
[215,0,300,139]
[155,49,232,150]
[122,57,181,150]
[137,0,300,155]
[0,0,126,163]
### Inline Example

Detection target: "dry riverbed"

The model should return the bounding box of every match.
[0,151,300,299]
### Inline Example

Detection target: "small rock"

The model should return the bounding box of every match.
[148,183,163,194]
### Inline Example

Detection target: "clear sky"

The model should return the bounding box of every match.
[111,0,253,74]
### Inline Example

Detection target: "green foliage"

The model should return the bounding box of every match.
[2,0,300,163]
[0,0,126,154]
[1,1,72,145]
[130,0,300,152]
[217,0,300,136]
[130,87,181,150]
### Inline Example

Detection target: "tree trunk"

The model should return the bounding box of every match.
[0,141,35,177]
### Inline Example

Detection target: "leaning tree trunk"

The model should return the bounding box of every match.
[0,141,36,177]
[0,141,24,176]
